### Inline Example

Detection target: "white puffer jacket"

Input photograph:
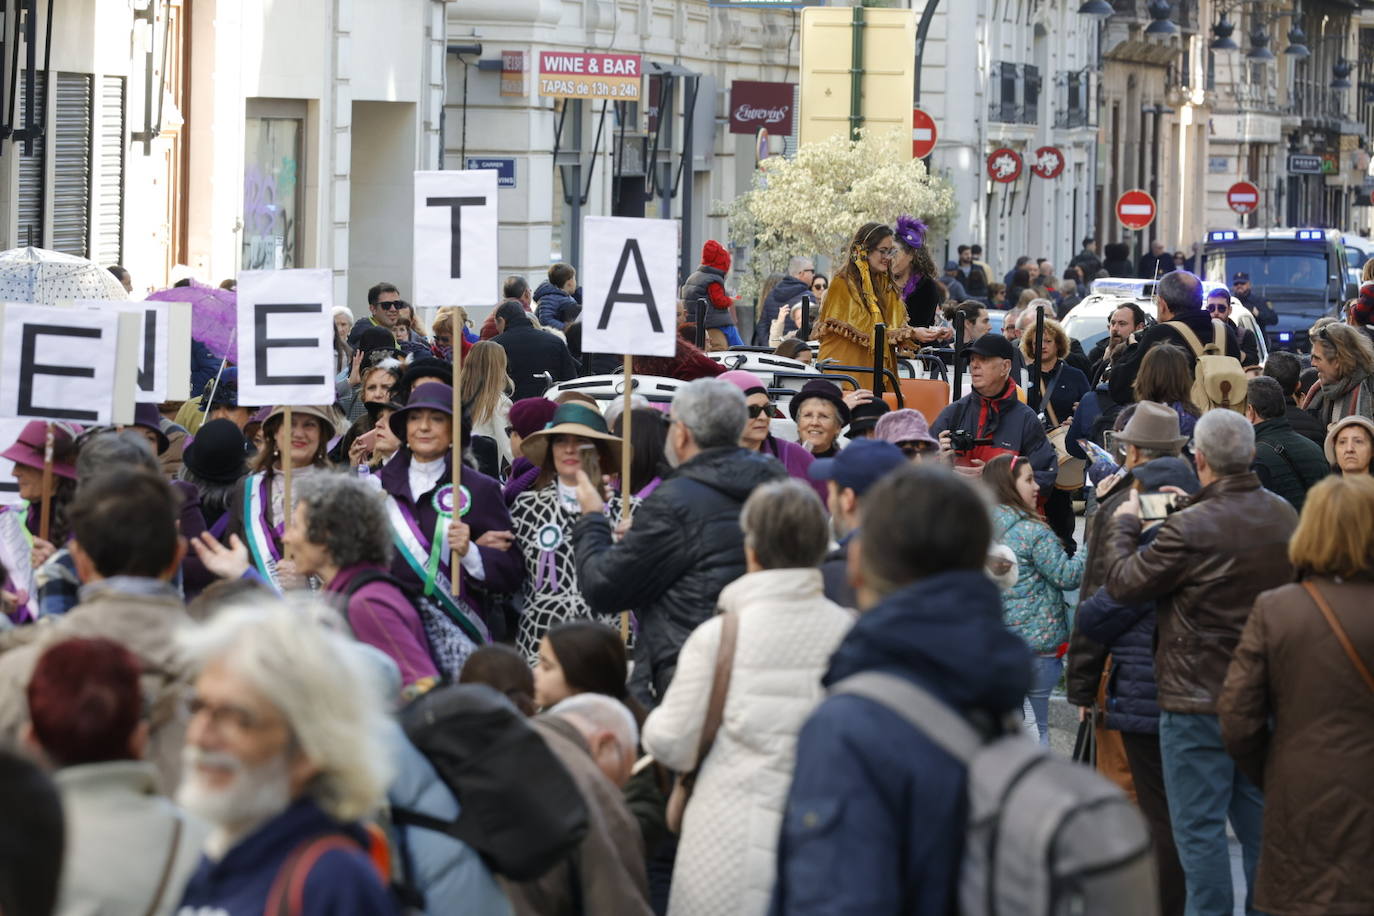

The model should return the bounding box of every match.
[642,568,854,916]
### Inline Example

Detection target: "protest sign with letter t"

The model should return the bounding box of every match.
[414,170,498,307]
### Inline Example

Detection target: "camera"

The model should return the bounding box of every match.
[949,428,994,454]
[1139,492,1181,521]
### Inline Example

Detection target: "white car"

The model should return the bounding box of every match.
[1063,279,1268,366]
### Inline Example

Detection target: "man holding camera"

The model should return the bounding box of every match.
[930,334,1056,491]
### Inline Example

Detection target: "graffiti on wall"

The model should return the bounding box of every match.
[242,118,301,270]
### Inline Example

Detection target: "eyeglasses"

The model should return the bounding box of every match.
[875,247,900,257]
[747,404,771,419]
[812,282,828,291]
[896,441,938,456]
[1207,302,1230,313]
[186,696,279,735]
[376,300,403,311]
[504,426,515,437]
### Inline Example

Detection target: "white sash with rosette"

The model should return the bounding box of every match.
[242,473,283,592]
[384,495,489,645]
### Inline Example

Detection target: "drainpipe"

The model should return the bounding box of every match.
[849,5,865,140]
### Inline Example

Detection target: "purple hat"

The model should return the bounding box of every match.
[1,421,82,480]
[789,378,851,426]
[718,369,768,398]
[389,381,455,440]
[874,408,938,449]
[132,403,170,453]
[894,215,928,251]
[508,398,558,439]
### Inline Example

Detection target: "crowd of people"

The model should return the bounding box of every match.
[0,230,1370,916]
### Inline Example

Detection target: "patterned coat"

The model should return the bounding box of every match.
[992,504,1084,654]
[510,484,626,663]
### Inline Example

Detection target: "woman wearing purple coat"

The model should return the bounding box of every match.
[377,382,524,641]
[719,370,830,505]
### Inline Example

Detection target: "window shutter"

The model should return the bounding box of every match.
[16,70,46,249]
[51,72,94,258]
[92,76,126,266]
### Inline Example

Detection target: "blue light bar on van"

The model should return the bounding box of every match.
[1208,230,1239,242]
[1296,229,1324,241]
[1279,333,1292,342]
[1090,278,1149,297]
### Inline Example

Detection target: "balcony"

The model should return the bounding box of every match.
[1288,75,1346,125]
[1054,68,1098,130]
[988,62,1040,126]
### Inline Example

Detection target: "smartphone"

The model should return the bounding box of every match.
[1139,492,1180,521]
[355,428,378,453]
[578,443,603,490]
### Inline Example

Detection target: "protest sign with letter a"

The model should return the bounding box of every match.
[236,269,335,406]
[0,303,140,425]
[414,170,498,308]
[76,300,193,403]
[581,216,679,358]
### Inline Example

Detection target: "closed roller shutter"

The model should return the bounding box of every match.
[91,76,126,266]
[51,72,93,258]
[16,70,46,248]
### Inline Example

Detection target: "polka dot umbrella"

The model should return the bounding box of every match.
[0,246,129,305]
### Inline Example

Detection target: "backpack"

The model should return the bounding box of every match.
[830,671,1158,916]
[339,569,478,679]
[1165,320,1248,414]
[395,683,590,881]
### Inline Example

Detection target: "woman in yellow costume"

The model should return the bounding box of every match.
[815,221,940,389]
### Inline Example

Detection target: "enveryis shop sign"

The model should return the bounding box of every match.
[729,81,795,135]
[538,52,642,100]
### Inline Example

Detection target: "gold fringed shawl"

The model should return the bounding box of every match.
[815,264,909,389]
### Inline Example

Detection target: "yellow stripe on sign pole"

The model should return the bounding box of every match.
[799,7,916,159]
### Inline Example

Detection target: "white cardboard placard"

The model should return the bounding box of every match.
[74,300,192,403]
[0,303,139,426]
[581,216,679,358]
[413,169,499,308]
[236,269,335,406]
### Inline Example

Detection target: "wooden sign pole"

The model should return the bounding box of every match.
[451,340,463,595]
[620,355,634,641]
[38,422,53,543]
[282,406,294,529]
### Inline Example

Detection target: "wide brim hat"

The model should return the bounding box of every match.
[874,408,938,448]
[521,401,623,470]
[847,399,891,435]
[260,403,338,442]
[789,378,851,426]
[181,418,250,485]
[0,420,81,480]
[1115,400,1190,452]
[1324,415,1374,466]
[133,403,170,453]
[388,381,455,441]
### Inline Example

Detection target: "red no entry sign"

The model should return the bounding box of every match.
[1116,190,1156,230]
[1227,181,1259,215]
[912,108,937,159]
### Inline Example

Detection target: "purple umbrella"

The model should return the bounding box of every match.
[147,280,237,363]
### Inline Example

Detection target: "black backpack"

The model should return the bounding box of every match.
[396,683,590,881]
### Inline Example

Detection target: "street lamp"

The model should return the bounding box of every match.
[1284,25,1310,58]
[1331,58,1353,90]
[1144,0,1178,35]
[1076,0,1114,17]
[1210,16,1240,51]
[1247,27,1275,61]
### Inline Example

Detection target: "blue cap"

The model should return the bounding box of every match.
[807,438,906,496]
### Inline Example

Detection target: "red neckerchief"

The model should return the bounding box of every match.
[975,378,1017,437]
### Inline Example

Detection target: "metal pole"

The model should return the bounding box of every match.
[872,323,886,399]
[659,76,675,219]
[799,293,813,341]
[569,100,583,274]
[913,0,940,106]
[849,5,865,141]
[1031,305,1046,408]
[952,318,965,401]
[680,76,696,289]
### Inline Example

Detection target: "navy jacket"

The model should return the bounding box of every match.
[931,384,1058,492]
[176,798,395,915]
[190,338,224,399]
[1108,308,1242,405]
[770,571,1032,916]
[753,275,811,345]
[534,281,581,330]
[1026,360,1091,426]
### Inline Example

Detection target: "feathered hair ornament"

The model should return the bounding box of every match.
[894,215,929,298]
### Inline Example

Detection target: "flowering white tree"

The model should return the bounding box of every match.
[725,130,956,304]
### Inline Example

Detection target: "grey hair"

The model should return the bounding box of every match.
[1060,278,1077,294]
[178,600,394,821]
[603,393,649,432]
[1028,297,1054,316]
[788,256,814,277]
[672,378,747,450]
[1157,270,1203,313]
[77,431,159,483]
[1246,376,1287,421]
[331,305,353,321]
[1194,408,1255,475]
[547,693,639,757]
[294,473,393,569]
[740,479,830,569]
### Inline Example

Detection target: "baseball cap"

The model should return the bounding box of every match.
[807,438,906,496]
[965,334,1016,361]
[944,260,959,271]
[1231,271,1250,284]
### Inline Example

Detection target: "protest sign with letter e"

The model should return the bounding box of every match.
[414,170,497,595]
[582,216,679,641]
[0,303,140,539]
[236,269,335,530]
[75,300,193,403]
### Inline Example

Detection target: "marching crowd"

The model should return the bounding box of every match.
[0,222,1371,916]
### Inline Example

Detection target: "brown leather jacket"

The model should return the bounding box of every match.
[1103,472,1297,714]
[1065,474,1135,706]
[1218,578,1374,915]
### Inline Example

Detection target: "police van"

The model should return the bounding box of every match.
[1201,228,1353,351]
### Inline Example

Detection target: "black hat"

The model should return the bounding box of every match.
[965,334,1016,361]
[358,326,400,355]
[789,379,851,426]
[182,419,250,485]
[847,399,891,436]
[398,357,453,399]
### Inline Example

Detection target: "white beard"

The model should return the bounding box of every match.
[176,746,294,845]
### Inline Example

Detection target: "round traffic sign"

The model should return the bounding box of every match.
[1030,146,1065,179]
[987,148,1022,183]
[1116,189,1156,230]
[912,108,938,159]
[1227,181,1259,215]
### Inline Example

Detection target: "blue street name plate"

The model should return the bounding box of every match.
[465,158,517,189]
